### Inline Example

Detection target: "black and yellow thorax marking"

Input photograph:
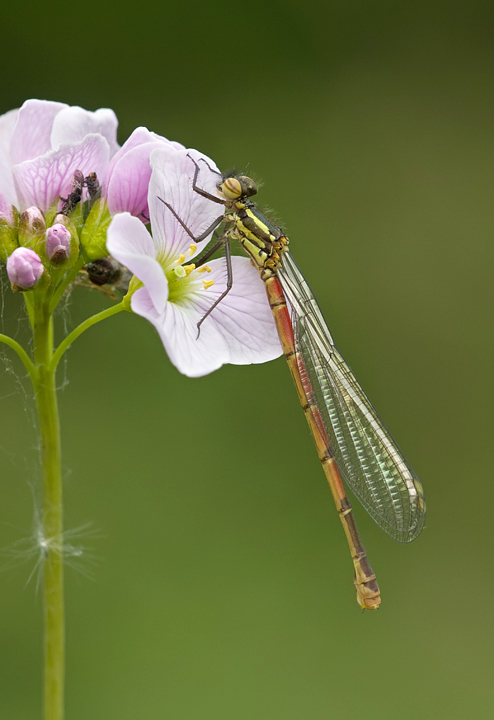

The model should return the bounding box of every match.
[226,199,289,279]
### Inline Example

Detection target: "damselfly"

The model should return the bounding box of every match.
[159,156,426,610]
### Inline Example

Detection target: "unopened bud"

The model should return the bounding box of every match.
[46,214,80,269]
[46,223,72,265]
[0,200,15,227]
[18,206,46,253]
[7,247,44,291]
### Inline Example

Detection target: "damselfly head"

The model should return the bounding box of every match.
[218,174,258,201]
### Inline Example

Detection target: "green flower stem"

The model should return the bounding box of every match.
[33,300,64,720]
[48,255,86,314]
[23,291,35,328]
[29,295,123,720]
[0,333,36,382]
[50,302,125,372]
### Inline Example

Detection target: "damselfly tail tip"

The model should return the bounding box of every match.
[355,577,381,610]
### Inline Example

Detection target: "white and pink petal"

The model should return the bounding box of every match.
[10,100,67,165]
[199,257,282,365]
[105,142,164,220]
[51,106,119,156]
[107,212,169,314]
[148,146,224,268]
[0,108,19,206]
[132,290,231,377]
[102,128,184,221]
[13,134,111,212]
[132,256,282,377]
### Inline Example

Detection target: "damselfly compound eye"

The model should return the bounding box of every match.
[237,176,258,197]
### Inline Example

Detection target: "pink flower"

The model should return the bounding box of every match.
[107,146,282,377]
[102,127,184,222]
[0,100,119,214]
[0,100,188,231]
[7,247,44,290]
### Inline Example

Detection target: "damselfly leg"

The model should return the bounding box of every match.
[157,193,234,335]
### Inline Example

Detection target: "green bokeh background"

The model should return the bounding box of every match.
[1,1,493,717]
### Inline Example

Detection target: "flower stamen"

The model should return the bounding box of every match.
[203,279,214,290]
[184,263,196,276]
[173,265,186,279]
[176,253,186,264]
[188,244,197,255]
[197,265,212,273]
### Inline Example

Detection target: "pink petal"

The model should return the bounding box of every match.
[102,128,184,221]
[104,142,162,221]
[107,213,169,313]
[12,134,110,212]
[0,108,19,206]
[102,127,153,197]
[103,127,182,190]
[148,146,225,269]
[105,143,153,220]
[51,106,119,156]
[10,99,67,165]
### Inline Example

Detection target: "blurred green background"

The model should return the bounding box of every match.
[1,0,493,717]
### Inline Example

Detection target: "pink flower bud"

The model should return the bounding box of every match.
[46,223,71,264]
[18,206,46,253]
[7,247,44,291]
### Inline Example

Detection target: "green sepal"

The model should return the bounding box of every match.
[80,198,112,261]
[44,198,62,229]
[122,275,143,311]
[68,201,84,238]
[0,215,19,263]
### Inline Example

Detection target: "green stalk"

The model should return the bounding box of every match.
[0,333,36,382]
[50,302,124,372]
[5,272,125,719]
[48,255,85,314]
[33,299,64,720]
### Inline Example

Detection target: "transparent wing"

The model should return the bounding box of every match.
[278,252,426,543]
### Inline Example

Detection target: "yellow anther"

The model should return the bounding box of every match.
[188,244,197,255]
[196,265,212,273]
[184,263,196,276]
[176,253,186,264]
[203,279,215,290]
